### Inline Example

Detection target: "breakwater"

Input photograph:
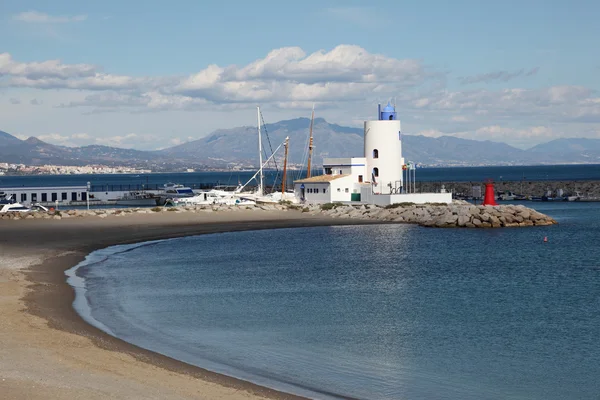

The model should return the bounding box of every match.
[1,201,557,228]
[307,201,557,228]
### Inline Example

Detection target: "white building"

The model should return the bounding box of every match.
[294,103,452,205]
[0,186,89,206]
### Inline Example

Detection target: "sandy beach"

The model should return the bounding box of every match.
[0,210,376,400]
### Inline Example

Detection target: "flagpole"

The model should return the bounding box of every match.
[413,163,417,193]
[407,163,410,193]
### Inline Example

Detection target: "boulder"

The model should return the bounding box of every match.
[457,215,470,226]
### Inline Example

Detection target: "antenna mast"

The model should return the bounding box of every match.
[306,104,315,178]
[257,106,263,197]
[281,136,289,198]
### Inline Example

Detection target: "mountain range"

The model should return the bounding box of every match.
[1,118,600,171]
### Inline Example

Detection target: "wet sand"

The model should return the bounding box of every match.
[0,210,378,399]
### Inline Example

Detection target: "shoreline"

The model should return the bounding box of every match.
[1,211,379,399]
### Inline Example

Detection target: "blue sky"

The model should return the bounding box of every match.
[0,0,599,150]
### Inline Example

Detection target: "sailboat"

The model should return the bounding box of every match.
[234,106,297,204]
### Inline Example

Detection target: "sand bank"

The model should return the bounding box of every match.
[0,210,377,399]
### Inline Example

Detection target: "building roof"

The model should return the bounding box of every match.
[294,174,350,183]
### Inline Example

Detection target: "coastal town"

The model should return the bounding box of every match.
[0,162,152,176]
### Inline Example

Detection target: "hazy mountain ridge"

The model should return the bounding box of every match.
[1,118,600,169]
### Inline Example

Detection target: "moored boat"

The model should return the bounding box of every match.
[115,191,159,206]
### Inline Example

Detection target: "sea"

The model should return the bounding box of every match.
[65,200,600,399]
[12,164,595,399]
[2,164,600,190]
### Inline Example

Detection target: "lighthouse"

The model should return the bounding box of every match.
[364,102,405,194]
[293,102,452,205]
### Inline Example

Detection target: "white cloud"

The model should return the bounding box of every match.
[0,53,96,79]
[409,86,600,124]
[0,45,433,110]
[13,11,87,23]
[9,97,20,104]
[1,46,600,149]
[94,133,159,148]
[38,133,70,143]
[416,129,445,138]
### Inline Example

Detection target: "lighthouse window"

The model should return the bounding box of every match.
[373,149,379,159]
[373,167,379,177]
[389,115,393,120]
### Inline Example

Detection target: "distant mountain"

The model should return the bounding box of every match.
[2,120,600,169]
[0,130,22,147]
[527,138,600,162]
[158,117,364,166]
[158,118,567,166]
[0,133,180,169]
[401,135,532,165]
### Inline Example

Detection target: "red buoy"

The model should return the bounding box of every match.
[482,180,498,206]
[543,236,548,242]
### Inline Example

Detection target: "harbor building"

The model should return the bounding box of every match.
[0,185,90,207]
[294,103,452,205]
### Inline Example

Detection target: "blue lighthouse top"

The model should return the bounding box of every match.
[378,102,397,120]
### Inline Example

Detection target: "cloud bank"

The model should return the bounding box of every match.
[1,45,599,147]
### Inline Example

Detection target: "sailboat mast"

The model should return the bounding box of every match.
[306,105,315,178]
[257,106,263,197]
[281,136,289,198]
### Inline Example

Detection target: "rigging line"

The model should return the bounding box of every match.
[259,110,279,172]
[294,116,312,181]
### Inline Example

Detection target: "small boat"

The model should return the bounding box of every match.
[175,189,257,206]
[30,203,49,212]
[498,191,516,201]
[567,192,582,202]
[159,183,195,205]
[116,191,159,206]
[163,183,194,196]
[0,201,31,213]
[0,194,30,212]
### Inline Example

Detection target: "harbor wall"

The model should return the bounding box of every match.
[412,180,600,199]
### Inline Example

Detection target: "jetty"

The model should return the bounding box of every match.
[0,201,557,228]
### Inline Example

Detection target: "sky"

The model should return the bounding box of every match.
[0,0,599,150]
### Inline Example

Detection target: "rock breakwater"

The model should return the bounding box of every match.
[0,201,557,228]
[304,201,557,228]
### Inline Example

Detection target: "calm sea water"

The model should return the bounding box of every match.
[67,201,600,399]
[3,164,600,189]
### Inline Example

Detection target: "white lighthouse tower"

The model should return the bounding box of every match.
[364,102,405,194]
